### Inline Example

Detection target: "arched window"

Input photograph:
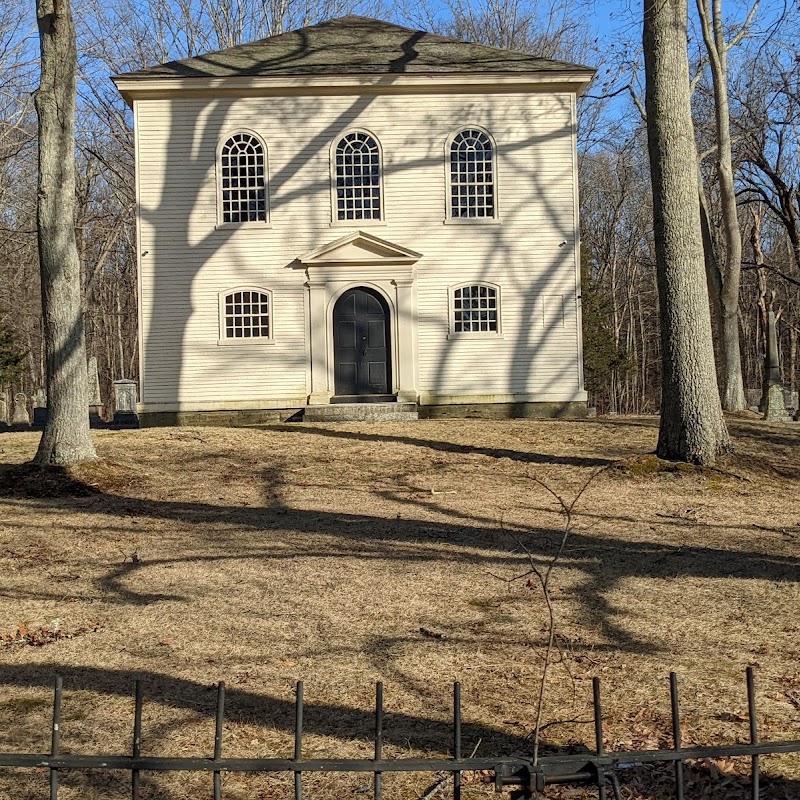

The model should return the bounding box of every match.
[449,129,495,219]
[451,284,500,333]
[334,131,382,221]
[220,289,272,341]
[219,132,267,224]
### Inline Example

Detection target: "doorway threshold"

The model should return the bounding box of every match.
[330,395,397,405]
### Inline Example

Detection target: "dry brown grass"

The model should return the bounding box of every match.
[0,416,798,799]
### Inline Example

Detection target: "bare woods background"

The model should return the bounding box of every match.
[1,0,798,416]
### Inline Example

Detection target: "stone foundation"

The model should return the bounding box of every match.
[418,401,587,420]
[137,400,588,427]
[138,408,303,427]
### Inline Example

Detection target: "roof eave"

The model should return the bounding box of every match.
[111,69,596,104]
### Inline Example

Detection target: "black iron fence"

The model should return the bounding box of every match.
[0,666,798,799]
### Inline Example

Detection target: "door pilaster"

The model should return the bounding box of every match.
[307,279,332,405]
[393,277,418,403]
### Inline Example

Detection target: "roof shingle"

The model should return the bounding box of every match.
[115,16,594,79]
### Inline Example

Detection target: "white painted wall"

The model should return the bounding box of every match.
[134,86,586,410]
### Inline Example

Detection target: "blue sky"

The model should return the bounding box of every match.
[587,0,641,40]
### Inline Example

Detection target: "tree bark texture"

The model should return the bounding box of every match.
[34,0,97,465]
[697,173,724,383]
[643,0,731,464]
[696,0,746,411]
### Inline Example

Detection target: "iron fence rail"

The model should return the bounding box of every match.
[0,667,798,799]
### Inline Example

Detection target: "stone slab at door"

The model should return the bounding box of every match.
[333,287,390,396]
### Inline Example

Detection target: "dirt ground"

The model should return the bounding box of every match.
[0,416,798,799]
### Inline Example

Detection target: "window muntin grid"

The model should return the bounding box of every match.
[223,290,271,339]
[220,133,267,223]
[453,284,499,333]
[449,129,495,219]
[335,132,382,221]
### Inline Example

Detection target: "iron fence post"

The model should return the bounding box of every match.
[49,676,62,800]
[213,682,225,800]
[747,666,760,800]
[132,680,142,800]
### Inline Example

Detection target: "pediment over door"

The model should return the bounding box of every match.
[299,231,422,267]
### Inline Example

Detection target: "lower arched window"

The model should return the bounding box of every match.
[220,289,272,340]
[451,284,499,333]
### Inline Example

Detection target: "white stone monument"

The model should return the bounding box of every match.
[113,379,139,427]
[11,393,30,426]
[762,311,792,422]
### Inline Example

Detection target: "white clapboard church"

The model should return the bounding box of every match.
[112,16,594,424]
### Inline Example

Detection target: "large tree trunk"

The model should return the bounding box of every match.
[643,0,731,464]
[34,0,97,465]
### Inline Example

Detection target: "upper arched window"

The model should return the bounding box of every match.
[334,131,383,222]
[449,129,495,219]
[218,132,267,224]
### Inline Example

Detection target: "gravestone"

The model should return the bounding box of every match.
[761,311,792,422]
[87,357,103,426]
[745,388,762,408]
[11,393,30,426]
[32,387,47,427]
[0,390,8,426]
[763,384,790,421]
[113,379,139,427]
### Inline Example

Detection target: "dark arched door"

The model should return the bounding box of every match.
[333,287,391,397]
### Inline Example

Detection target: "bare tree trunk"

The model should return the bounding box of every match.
[34,0,97,465]
[751,208,771,337]
[698,174,724,389]
[638,292,647,410]
[696,0,747,411]
[644,0,731,464]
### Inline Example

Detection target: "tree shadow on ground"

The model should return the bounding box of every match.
[2,469,799,653]
[726,419,800,449]
[268,423,616,467]
[579,415,800,460]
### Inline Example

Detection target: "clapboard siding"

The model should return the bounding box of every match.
[135,87,584,408]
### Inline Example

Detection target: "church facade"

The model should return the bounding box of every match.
[112,16,594,423]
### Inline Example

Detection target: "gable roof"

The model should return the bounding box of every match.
[114,16,594,80]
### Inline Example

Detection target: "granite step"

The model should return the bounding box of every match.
[303,402,418,422]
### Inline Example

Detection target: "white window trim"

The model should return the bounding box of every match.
[443,126,500,224]
[217,286,276,345]
[446,282,503,339]
[215,129,271,229]
[330,128,386,226]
